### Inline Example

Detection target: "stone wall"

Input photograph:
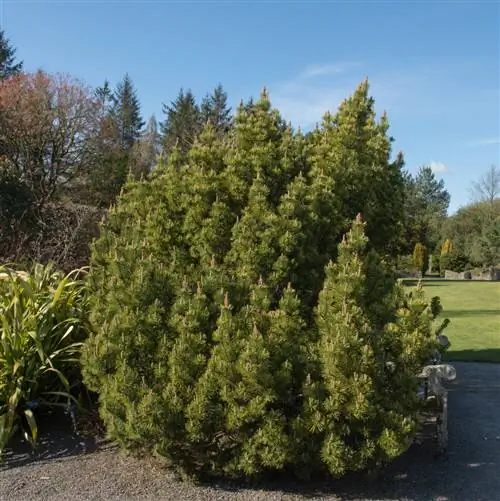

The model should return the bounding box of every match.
[444,268,500,281]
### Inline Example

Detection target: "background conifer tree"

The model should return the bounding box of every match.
[128,114,161,179]
[0,30,23,80]
[161,88,200,161]
[200,83,232,138]
[112,73,144,149]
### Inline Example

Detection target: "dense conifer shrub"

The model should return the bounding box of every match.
[82,83,442,478]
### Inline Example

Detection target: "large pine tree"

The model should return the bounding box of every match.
[160,88,200,161]
[403,165,451,252]
[200,84,232,138]
[83,80,125,207]
[84,75,145,206]
[112,73,144,149]
[95,79,113,111]
[0,30,23,80]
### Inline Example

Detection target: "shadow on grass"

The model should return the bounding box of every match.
[444,309,499,317]
[445,348,500,363]
[401,280,448,287]
[401,279,499,287]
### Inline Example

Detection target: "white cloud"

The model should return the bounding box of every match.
[271,85,350,129]
[467,137,500,146]
[268,62,361,128]
[300,63,349,79]
[267,61,446,129]
[429,161,449,174]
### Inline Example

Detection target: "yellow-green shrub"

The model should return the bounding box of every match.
[412,243,429,276]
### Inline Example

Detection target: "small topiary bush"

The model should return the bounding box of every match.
[82,86,443,479]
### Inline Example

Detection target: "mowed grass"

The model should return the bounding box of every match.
[405,280,500,363]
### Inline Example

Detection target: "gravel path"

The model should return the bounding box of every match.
[1,362,499,501]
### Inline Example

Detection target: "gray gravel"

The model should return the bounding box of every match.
[1,362,499,501]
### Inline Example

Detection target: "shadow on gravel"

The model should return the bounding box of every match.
[0,410,108,470]
[1,362,498,501]
[204,362,500,501]
[200,442,457,500]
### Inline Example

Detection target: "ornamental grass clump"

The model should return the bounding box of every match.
[0,263,90,459]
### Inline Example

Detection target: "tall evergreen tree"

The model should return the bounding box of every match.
[0,30,23,80]
[93,79,118,150]
[200,84,232,138]
[84,76,144,206]
[160,88,200,161]
[112,73,144,149]
[403,165,450,251]
[83,80,125,207]
[95,79,113,110]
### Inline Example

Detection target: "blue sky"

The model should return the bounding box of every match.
[3,0,499,212]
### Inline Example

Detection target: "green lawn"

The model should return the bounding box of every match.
[405,280,500,363]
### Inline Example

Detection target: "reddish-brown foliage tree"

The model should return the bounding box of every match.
[0,71,102,207]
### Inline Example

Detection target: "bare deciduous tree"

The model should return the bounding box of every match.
[0,71,101,208]
[470,164,500,206]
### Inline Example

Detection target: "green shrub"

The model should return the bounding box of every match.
[395,254,419,277]
[440,249,470,273]
[0,263,90,459]
[82,87,441,479]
